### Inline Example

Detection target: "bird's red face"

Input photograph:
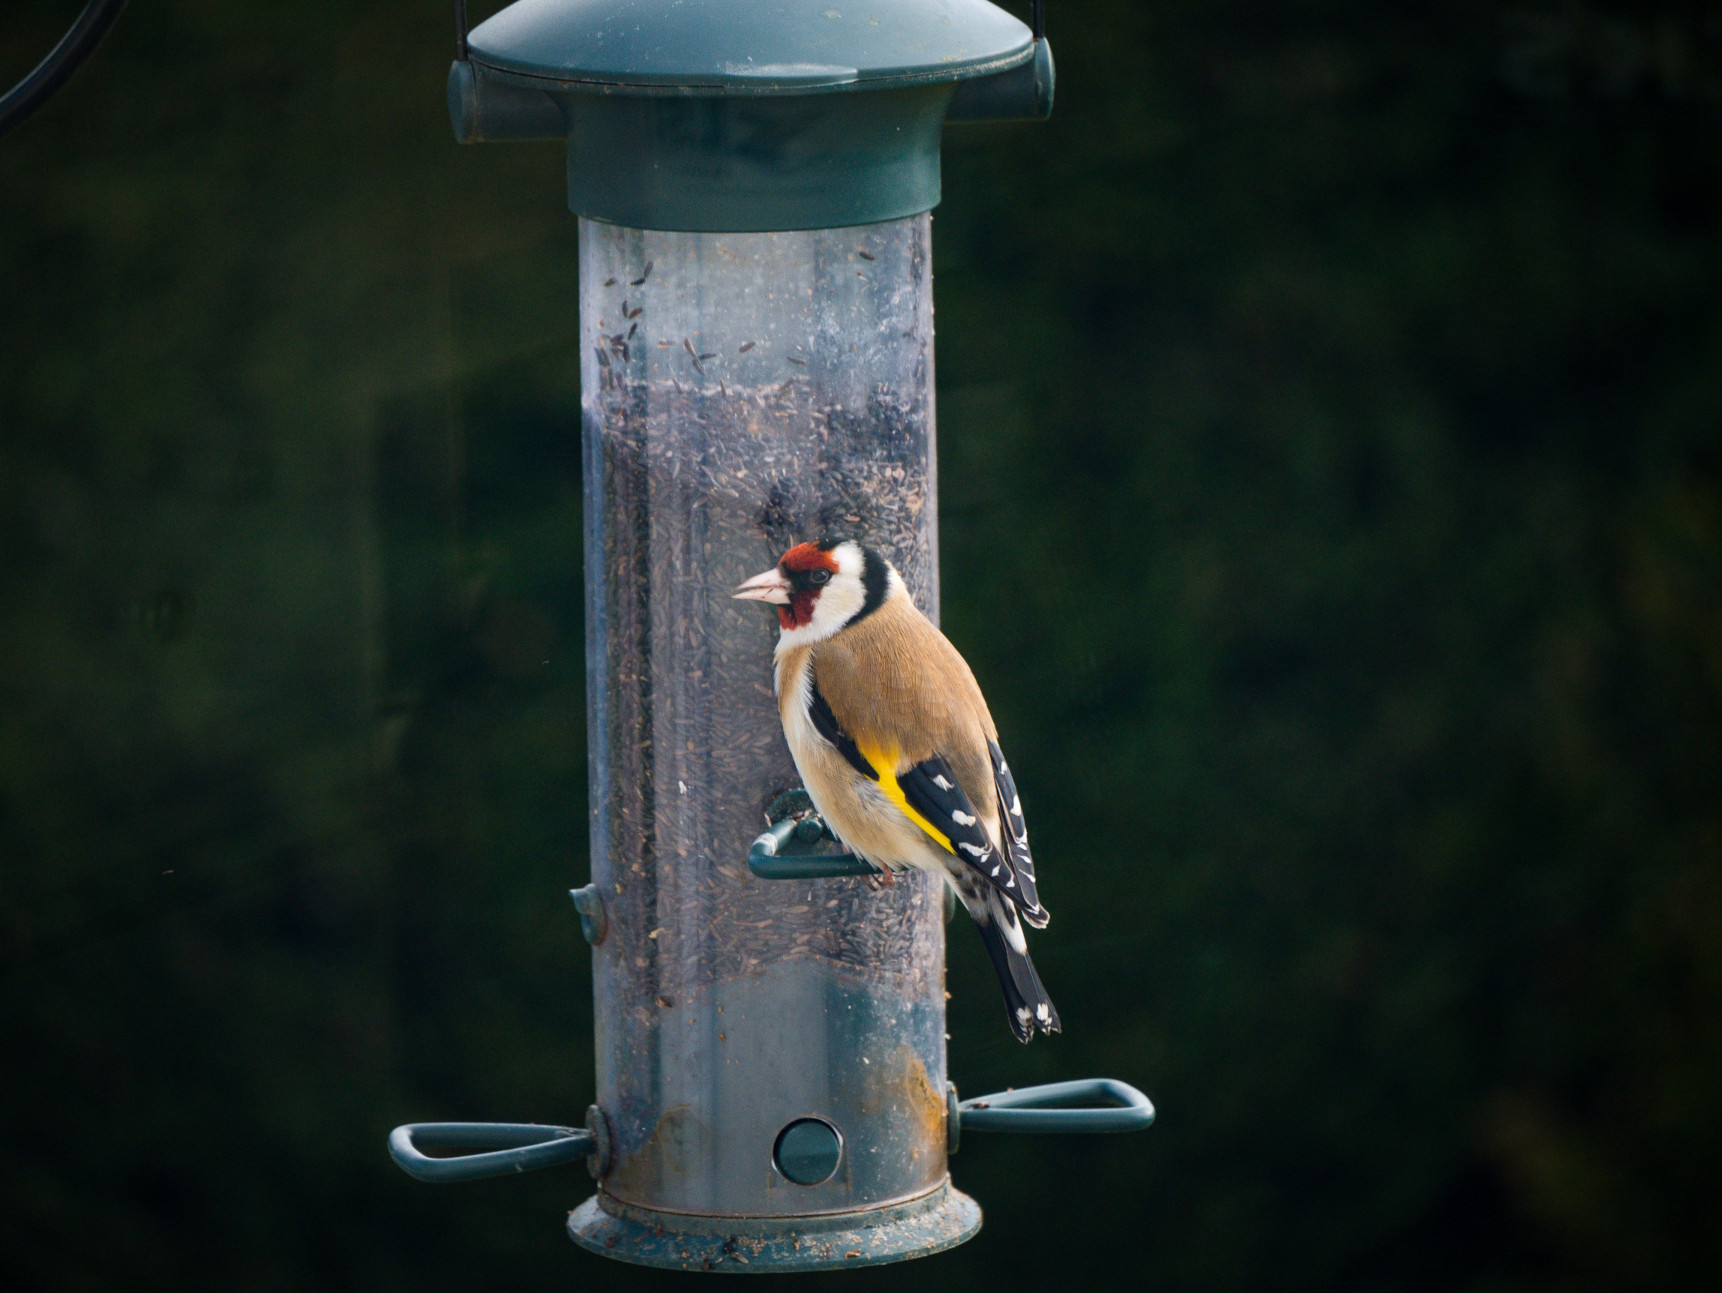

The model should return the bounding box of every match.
[733,542,840,630]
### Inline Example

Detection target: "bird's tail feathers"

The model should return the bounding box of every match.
[971,890,1061,1043]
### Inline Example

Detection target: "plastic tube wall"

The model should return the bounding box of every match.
[579,215,947,1219]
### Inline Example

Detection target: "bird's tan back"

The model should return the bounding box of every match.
[807,592,998,815]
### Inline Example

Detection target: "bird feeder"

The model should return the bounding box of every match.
[389,0,1152,1271]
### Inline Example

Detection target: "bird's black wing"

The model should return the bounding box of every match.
[987,740,1046,927]
[898,754,1048,924]
[808,679,878,781]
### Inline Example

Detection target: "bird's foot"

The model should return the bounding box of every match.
[864,866,897,891]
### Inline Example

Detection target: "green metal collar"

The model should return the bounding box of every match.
[449,0,1052,232]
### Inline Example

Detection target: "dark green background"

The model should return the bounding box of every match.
[3,2,1719,1289]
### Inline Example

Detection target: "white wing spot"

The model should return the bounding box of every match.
[1035,1003,1050,1023]
[932,774,954,790]
[1016,1007,1032,1027]
[952,809,976,827]
[989,865,1000,876]
[1004,876,1015,887]
[958,842,987,858]
[1010,795,1022,817]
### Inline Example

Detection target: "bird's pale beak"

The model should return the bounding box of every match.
[732,567,792,605]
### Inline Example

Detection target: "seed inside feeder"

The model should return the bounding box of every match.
[580,215,948,1216]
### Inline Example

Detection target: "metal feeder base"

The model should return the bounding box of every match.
[568,1181,982,1272]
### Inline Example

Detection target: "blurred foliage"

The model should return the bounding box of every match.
[2,2,1719,1290]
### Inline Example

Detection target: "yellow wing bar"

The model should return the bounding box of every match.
[857,740,955,854]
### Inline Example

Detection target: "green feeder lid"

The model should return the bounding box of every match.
[450,0,1053,232]
[468,0,1033,93]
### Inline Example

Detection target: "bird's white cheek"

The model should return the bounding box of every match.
[775,620,823,651]
[773,581,866,649]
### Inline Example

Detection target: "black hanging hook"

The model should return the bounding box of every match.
[1032,1,1045,42]
[0,0,131,139]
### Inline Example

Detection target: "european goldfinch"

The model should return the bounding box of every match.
[734,539,1059,1042]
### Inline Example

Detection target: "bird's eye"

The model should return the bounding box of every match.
[810,569,831,586]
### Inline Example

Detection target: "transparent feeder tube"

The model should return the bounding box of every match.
[580,215,948,1219]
